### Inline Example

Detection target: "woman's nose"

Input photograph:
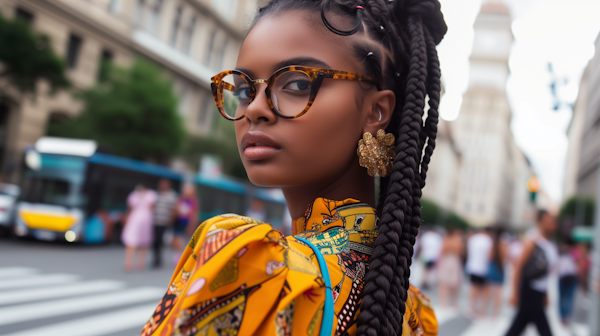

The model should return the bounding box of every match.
[244,84,276,124]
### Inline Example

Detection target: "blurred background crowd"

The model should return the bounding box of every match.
[0,0,599,336]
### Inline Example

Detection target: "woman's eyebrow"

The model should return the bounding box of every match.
[274,57,332,70]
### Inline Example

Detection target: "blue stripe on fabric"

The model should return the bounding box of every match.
[294,236,334,336]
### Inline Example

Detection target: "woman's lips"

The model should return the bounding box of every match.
[241,131,282,161]
[244,145,281,160]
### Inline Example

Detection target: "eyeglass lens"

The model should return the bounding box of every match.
[219,71,313,119]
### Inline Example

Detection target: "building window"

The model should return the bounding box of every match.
[134,0,145,25]
[148,0,163,34]
[203,30,216,66]
[66,33,83,69]
[98,49,113,81]
[183,16,196,54]
[464,201,471,212]
[15,7,34,24]
[108,0,122,14]
[478,203,485,214]
[170,6,183,46]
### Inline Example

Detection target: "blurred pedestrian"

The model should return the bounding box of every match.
[557,239,578,326]
[246,198,267,222]
[151,179,178,269]
[505,210,558,336]
[574,242,591,292]
[420,228,443,289]
[121,184,157,272]
[487,226,508,319]
[466,227,492,317]
[172,183,199,265]
[437,227,465,308]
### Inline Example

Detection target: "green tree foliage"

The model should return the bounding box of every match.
[180,103,247,180]
[421,198,470,229]
[0,11,69,96]
[559,195,596,227]
[49,58,184,163]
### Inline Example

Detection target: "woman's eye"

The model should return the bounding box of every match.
[233,86,251,100]
[282,79,311,92]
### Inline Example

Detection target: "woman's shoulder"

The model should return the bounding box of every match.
[405,285,438,336]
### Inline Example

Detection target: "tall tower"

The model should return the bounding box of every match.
[452,1,520,226]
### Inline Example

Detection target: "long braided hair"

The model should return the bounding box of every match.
[252,1,447,335]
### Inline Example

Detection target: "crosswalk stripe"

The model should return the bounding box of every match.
[459,317,511,336]
[0,303,156,336]
[0,268,38,279]
[0,287,163,326]
[0,280,125,306]
[0,274,79,290]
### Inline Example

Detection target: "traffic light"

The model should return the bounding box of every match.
[527,176,540,204]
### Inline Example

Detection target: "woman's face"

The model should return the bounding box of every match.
[234,10,387,188]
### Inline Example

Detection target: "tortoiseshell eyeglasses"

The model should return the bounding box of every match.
[210,66,379,121]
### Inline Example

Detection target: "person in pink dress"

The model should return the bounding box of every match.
[122,184,157,272]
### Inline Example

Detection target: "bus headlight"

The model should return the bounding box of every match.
[65,230,77,242]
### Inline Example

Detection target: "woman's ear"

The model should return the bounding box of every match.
[363,89,396,135]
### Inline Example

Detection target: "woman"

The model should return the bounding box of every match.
[121,184,157,272]
[505,210,558,336]
[487,227,507,319]
[172,183,199,264]
[437,228,465,309]
[142,1,447,335]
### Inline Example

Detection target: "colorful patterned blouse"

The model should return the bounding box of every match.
[141,198,437,336]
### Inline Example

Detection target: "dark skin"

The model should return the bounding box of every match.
[235,11,396,230]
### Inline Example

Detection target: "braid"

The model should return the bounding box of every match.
[252,1,446,335]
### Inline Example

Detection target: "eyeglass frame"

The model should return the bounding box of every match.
[210,65,380,121]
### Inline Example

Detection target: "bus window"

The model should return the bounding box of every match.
[196,185,245,221]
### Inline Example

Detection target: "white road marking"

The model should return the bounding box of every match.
[0,268,38,279]
[0,287,163,326]
[0,274,79,290]
[0,304,157,336]
[0,280,125,306]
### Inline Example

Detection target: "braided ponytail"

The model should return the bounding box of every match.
[251,1,446,335]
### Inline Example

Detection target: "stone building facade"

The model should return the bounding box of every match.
[451,2,534,228]
[421,119,462,212]
[565,32,600,199]
[0,0,258,181]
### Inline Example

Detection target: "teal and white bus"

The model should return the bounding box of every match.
[14,137,286,244]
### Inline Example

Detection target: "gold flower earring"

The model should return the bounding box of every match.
[357,129,396,177]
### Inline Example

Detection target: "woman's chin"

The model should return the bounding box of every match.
[246,172,285,188]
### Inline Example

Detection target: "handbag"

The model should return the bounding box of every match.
[522,243,548,281]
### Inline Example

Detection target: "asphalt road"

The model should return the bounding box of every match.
[0,237,593,336]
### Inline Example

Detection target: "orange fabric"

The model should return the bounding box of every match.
[141,198,437,336]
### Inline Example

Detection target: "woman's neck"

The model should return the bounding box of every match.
[282,161,375,220]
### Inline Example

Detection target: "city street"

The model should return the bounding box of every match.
[0,238,592,336]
